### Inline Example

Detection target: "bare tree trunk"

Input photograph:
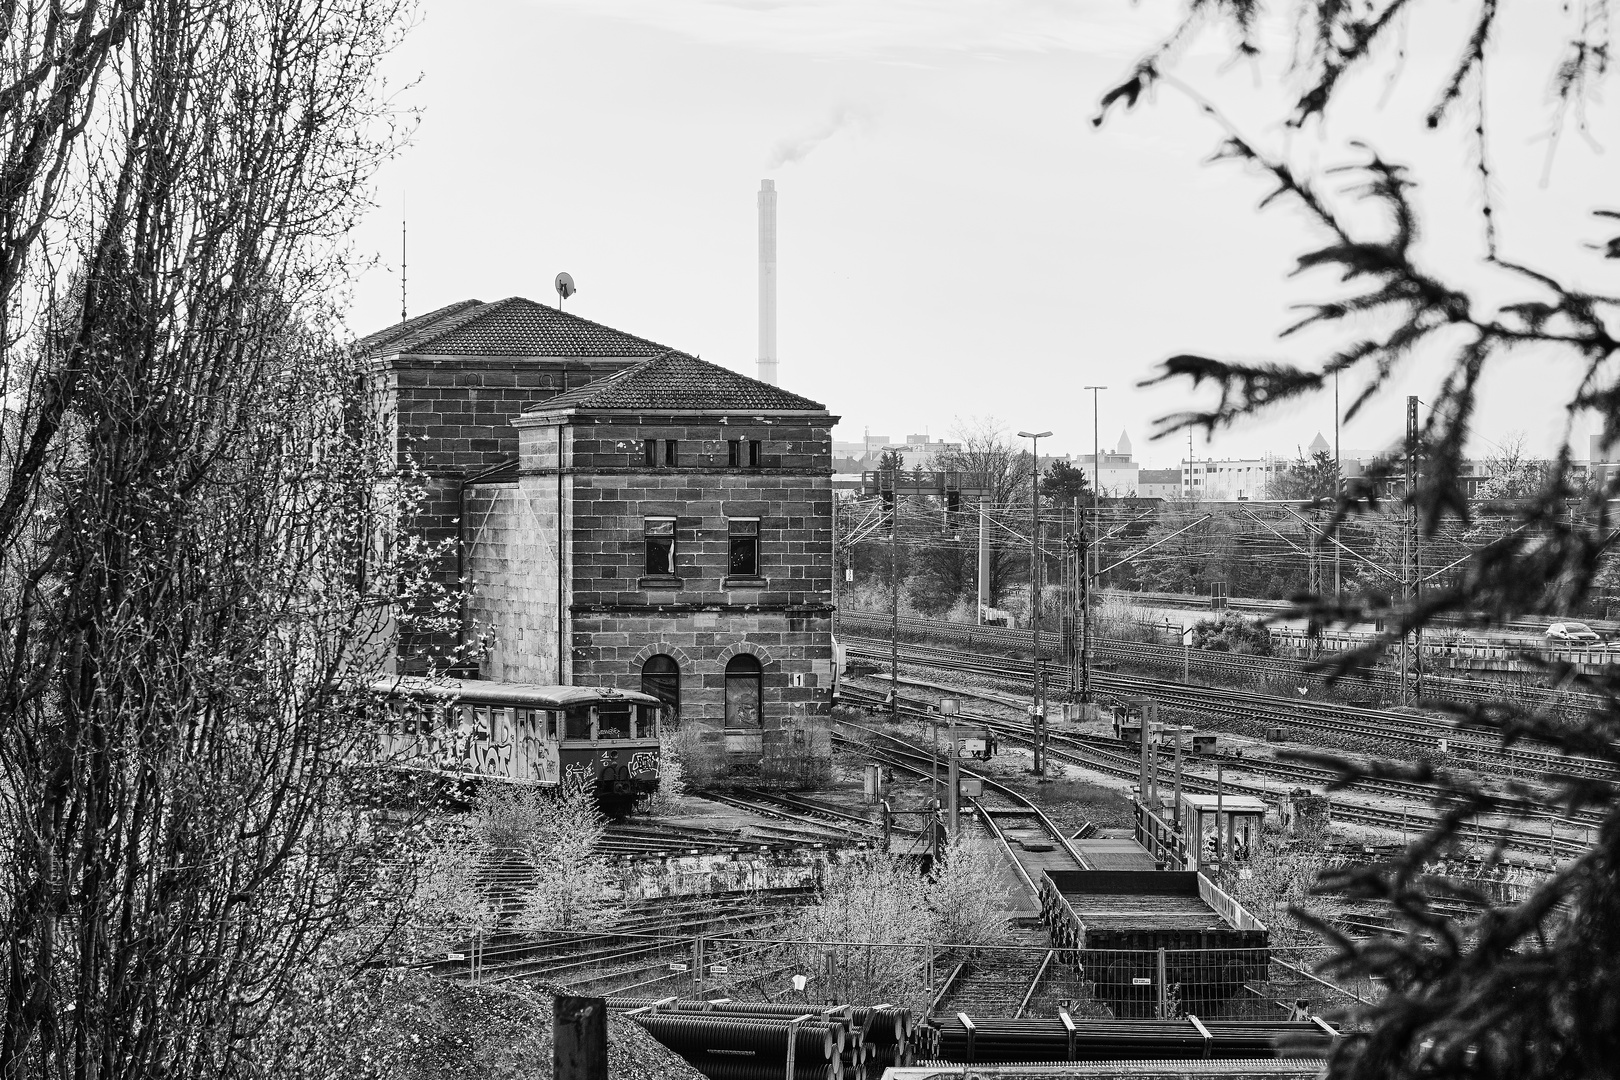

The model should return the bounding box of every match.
[0,2,426,1077]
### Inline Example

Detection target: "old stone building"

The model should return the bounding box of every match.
[359,299,837,771]
[462,351,838,769]
[359,297,676,668]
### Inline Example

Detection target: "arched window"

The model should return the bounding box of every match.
[724,654,763,730]
[640,654,680,720]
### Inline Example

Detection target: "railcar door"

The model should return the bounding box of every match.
[511,707,561,784]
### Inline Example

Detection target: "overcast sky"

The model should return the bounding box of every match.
[346,0,1618,469]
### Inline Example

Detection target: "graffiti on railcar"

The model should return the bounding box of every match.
[628,751,657,777]
[563,760,593,795]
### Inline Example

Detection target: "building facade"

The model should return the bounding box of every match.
[1180,455,1286,501]
[1138,468,1183,499]
[361,297,675,671]
[462,352,838,769]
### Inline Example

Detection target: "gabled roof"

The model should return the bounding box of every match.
[529,351,826,413]
[357,297,676,358]
[1308,431,1331,454]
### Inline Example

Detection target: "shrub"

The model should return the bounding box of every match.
[1191,611,1273,656]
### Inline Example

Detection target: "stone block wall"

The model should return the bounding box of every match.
[568,609,835,760]
[374,358,633,671]
[559,416,834,612]
[463,479,564,684]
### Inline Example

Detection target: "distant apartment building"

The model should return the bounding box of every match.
[831,432,961,474]
[1138,468,1183,499]
[1180,455,1286,501]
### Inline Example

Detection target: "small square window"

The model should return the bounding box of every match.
[644,517,676,575]
[728,439,741,467]
[729,518,759,577]
[664,439,679,466]
[748,440,762,467]
[643,439,657,466]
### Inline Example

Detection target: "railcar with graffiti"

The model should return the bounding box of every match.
[372,677,663,806]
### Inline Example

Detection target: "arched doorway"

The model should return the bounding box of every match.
[723,654,763,729]
[640,654,680,720]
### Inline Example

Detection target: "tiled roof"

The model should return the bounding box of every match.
[530,352,826,413]
[358,297,675,358]
[355,299,484,353]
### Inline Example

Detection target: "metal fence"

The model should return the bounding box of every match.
[482,929,1377,1022]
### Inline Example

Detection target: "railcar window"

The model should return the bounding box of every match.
[564,706,592,740]
[543,711,559,740]
[597,702,632,739]
[636,704,661,738]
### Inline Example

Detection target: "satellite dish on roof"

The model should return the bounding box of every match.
[554,272,576,307]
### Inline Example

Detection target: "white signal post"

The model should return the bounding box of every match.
[941,697,961,842]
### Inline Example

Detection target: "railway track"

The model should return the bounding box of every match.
[831,718,1092,896]
[844,635,1617,783]
[429,892,811,993]
[839,609,1603,716]
[697,788,882,843]
[853,676,1604,834]
[1098,588,1618,639]
[837,680,1594,861]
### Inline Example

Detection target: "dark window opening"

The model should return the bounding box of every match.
[664,439,679,466]
[643,439,657,466]
[644,517,676,575]
[728,518,760,577]
[596,702,632,739]
[564,705,592,740]
[748,440,762,467]
[728,439,741,467]
[641,655,680,721]
[724,654,763,730]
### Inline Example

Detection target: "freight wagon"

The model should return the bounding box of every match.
[1039,870,1269,1019]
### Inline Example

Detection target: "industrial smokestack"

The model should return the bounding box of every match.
[757,179,778,386]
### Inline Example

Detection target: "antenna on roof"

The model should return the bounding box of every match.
[400,196,408,323]
[555,272,576,310]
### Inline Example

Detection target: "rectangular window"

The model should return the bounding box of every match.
[664,439,679,466]
[728,439,741,467]
[748,440,762,467]
[644,517,676,575]
[728,518,760,577]
[643,439,657,466]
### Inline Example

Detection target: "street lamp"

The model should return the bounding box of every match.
[1017,429,1052,773]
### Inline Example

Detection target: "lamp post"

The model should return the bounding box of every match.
[1017,429,1052,773]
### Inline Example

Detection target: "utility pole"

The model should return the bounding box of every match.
[1084,387,1107,705]
[889,457,899,720]
[1400,395,1418,705]
[1409,395,1423,700]
[1017,429,1052,768]
[1086,387,1107,594]
[1079,511,1091,703]
[976,501,988,625]
[1333,370,1342,601]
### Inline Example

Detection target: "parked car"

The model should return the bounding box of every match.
[1546,621,1602,645]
